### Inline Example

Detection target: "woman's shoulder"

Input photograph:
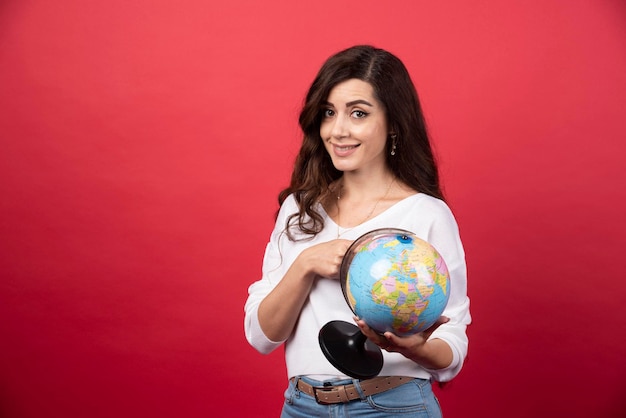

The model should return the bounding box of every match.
[400,193,456,223]
[277,193,299,218]
[405,193,450,210]
[280,193,297,207]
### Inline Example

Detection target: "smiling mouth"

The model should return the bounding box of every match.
[335,144,360,151]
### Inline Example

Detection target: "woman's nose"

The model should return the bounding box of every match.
[330,114,349,138]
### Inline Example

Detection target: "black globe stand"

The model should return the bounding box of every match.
[319,320,383,380]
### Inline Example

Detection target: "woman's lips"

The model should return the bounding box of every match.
[333,143,360,157]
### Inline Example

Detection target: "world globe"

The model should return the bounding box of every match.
[319,228,451,379]
[341,228,451,336]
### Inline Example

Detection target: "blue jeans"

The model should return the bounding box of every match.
[281,376,443,417]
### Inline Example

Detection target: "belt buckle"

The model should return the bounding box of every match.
[312,385,338,405]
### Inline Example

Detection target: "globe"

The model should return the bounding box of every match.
[319,228,451,379]
[341,228,451,337]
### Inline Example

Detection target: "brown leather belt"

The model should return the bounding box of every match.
[292,376,413,405]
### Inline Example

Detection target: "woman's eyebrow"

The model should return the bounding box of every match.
[322,99,374,107]
[346,99,373,107]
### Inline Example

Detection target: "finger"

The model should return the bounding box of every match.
[436,316,450,326]
[355,319,388,346]
[355,319,377,337]
[383,332,402,347]
[380,336,393,350]
[355,318,373,336]
[354,316,367,329]
[423,316,450,334]
[418,316,450,340]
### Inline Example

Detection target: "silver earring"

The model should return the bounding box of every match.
[390,134,397,156]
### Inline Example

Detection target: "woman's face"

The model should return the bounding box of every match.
[320,79,389,174]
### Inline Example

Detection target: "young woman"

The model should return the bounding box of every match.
[244,45,471,417]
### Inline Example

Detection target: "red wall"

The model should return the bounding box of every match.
[1,1,625,417]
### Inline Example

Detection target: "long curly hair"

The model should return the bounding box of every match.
[279,45,443,240]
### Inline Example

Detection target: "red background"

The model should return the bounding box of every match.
[1,1,625,417]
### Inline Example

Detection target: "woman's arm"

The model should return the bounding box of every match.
[257,239,352,342]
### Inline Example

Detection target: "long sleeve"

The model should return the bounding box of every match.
[417,200,471,382]
[243,199,293,354]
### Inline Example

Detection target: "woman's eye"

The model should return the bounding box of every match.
[352,110,368,118]
[323,109,335,118]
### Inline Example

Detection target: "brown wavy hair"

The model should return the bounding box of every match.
[278,45,443,240]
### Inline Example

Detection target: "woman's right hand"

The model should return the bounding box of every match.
[299,239,353,280]
[257,238,353,341]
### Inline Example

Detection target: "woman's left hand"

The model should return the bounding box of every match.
[354,316,449,363]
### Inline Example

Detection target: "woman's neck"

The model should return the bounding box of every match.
[338,169,396,202]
